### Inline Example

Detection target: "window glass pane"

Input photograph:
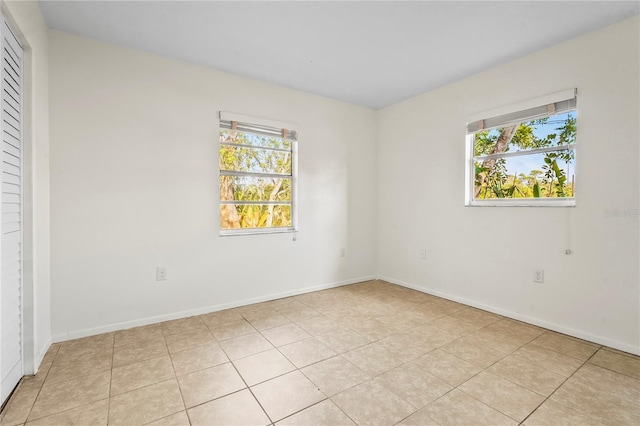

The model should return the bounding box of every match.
[219,145,291,175]
[220,204,291,229]
[220,176,291,202]
[475,150,575,199]
[475,112,576,157]
[220,130,291,150]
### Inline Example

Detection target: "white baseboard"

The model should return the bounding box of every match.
[379,275,640,356]
[51,275,377,343]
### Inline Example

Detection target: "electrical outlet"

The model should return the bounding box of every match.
[419,249,427,261]
[534,269,544,283]
[156,267,167,281]
[340,248,346,258]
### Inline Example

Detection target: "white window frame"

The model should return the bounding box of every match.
[465,89,577,207]
[218,111,298,236]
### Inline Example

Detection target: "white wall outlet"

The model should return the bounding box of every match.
[156,267,167,281]
[419,249,427,261]
[534,269,544,283]
[340,248,346,258]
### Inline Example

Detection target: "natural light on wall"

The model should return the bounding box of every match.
[465,89,577,207]
[218,112,298,235]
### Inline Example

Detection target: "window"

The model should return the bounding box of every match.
[218,112,297,235]
[465,89,577,206]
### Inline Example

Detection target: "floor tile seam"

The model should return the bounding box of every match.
[278,397,356,426]
[166,338,219,356]
[586,358,640,381]
[518,348,601,425]
[112,350,172,370]
[601,346,640,359]
[526,340,603,363]
[106,332,115,426]
[23,396,110,425]
[0,383,34,425]
[228,359,274,424]
[164,336,189,417]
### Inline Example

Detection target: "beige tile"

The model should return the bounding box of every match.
[279,306,322,323]
[0,386,40,426]
[301,356,370,397]
[56,333,114,361]
[19,362,51,390]
[187,389,270,426]
[412,349,483,387]
[450,307,502,327]
[459,371,545,422]
[315,327,370,353]
[487,354,566,396]
[41,343,61,364]
[374,361,452,409]
[219,332,273,360]
[247,313,292,331]
[108,379,184,425]
[485,319,544,343]
[523,400,605,426]
[568,364,640,403]
[376,332,436,362]
[279,338,337,368]
[55,342,114,365]
[441,335,506,368]
[422,389,517,426]
[28,371,111,421]
[530,332,599,361]
[426,298,466,315]
[396,408,441,426]
[342,343,403,376]
[514,344,584,377]
[233,348,295,386]
[114,324,164,347]
[331,380,415,426]
[408,322,459,348]
[46,350,112,384]
[589,348,640,379]
[161,316,207,336]
[164,328,215,353]
[465,328,527,355]
[261,323,311,347]
[170,342,228,376]
[110,355,175,396]
[25,399,109,426]
[297,316,341,336]
[201,309,243,328]
[347,318,398,341]
[145,410,190,426]
[550,367,640,425]
[112,339,168,368]
[277,400,356,426]
[209,319,256,341]
[251,371,325,422]
[235,303,279,320]
[425,315,484,337]
[177,362,245,408]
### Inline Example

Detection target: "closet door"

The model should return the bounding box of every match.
[1,16,23,405]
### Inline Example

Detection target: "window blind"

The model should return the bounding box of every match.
[467,89,577,134]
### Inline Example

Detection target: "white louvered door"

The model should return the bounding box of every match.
[0,16,23,405]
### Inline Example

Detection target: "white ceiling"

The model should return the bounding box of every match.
[38,1,639,109]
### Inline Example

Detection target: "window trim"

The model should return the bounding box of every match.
[218,112,298,236]
[465,90,577,207]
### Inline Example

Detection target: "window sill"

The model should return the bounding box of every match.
[219,227,297,237]
[466,198,575,207]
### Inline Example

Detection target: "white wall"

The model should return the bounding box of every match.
[3,0,51,372]
[48,31,377,340]
[377,17,640,354]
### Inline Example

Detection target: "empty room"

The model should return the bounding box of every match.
[1,0,639,425]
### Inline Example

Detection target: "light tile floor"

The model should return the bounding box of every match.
[1,280,639,425]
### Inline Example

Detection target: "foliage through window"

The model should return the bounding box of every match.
[466,90,577,206]
[219,114,297,234]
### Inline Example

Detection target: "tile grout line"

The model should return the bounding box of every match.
[228,357,276,425]
[162,328,191,426]
[517,347,604,425]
